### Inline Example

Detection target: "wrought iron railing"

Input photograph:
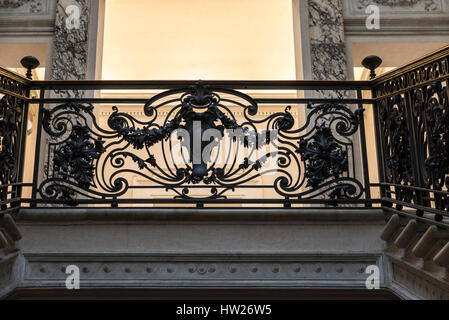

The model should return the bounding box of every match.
[0,68,30,216]
[372,45,449,227]
[23,80,373,208]
[0,45,448,219]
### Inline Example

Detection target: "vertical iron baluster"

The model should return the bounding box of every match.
[404,89,427,213]
[30,88,45,207]
[371,89,387,201]
[357,88,371,207]
[15,87,31,206]
[445,78,449,215]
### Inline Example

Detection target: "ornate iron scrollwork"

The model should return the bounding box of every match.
[0,96,18,183]
[53,123,105,190]
[109,82,240,183]
[372,44,449,223]
[0,95,24,208]
[40,102,112,200]
[297,123,348,189]
[37,82,365,205]
[379,94,413,184]
[410,80,449,211]
[422,81,449,192]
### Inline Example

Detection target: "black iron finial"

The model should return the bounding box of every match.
[20,56,40,80]
[361,55,382,80]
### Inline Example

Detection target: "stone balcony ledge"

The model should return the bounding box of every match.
[13,207,387,225]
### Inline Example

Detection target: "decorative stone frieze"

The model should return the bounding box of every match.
[22,253,383,289]
[343,0,449,35]
[0,0,55,35]
[0,0,46,14]
[349,0,444,14]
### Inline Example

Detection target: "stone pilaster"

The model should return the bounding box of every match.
[307,0,348,82]
[51,0,90,97]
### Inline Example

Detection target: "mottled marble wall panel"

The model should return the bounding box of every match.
[307,0,347,81]
[51,0,90,97]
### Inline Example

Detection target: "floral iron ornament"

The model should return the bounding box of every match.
[297,123,349,189]
[109,82,251,183]
[53,123,105,190]
[0,95,22,208]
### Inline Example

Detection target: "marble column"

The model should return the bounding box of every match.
[51,0,90,97]
[307,0,348,82]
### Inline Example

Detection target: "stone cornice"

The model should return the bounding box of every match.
[344,16,449,36]
[0,20,55,36]
[343,0,449,36]
[14,208,386,224]
[0,0,56,36]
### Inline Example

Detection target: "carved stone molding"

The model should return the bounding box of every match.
[0,0,47,14]
[21,253,384,289]
[0,254,16,282]
[0,214,22,254]
[0,0,55,35]
[381,213,449,299]
[343,0,449,35]
[0,252,22,298]
[389,256,449,300]
[347,0,444,15]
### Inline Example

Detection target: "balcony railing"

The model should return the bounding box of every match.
[372,45,449,228]
[0,45,448,228]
